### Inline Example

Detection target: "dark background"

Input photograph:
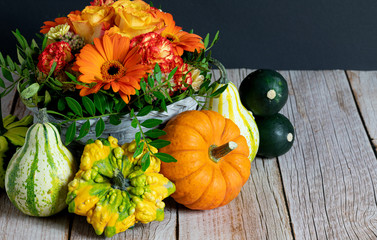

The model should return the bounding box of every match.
[1,0,377,70]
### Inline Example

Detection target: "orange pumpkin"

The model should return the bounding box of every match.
[159,110,251,210]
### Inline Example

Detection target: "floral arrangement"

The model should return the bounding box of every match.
[0,0,222,160]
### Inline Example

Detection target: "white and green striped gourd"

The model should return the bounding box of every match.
[205,59,259,161]
[5,108,77,217]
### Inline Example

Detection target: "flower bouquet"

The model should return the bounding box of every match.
[0,0,242,237]
[0,0,222,150]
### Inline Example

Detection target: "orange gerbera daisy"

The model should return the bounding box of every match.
[155,10,205,56]
[75,34,149,103]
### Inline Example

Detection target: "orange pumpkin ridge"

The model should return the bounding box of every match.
[159,110,251,210]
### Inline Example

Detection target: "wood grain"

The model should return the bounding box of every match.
[278,70,377,239]
[176,69,293,240]
[346,70,377,149]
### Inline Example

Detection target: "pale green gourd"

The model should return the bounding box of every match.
[204,59,259,161]
[5,108,77,217]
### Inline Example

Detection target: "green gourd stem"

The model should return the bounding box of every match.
[112,169,130,191]
[0,98,6,135]
[210,58,229,84]
[36,108,49,124]
[209,141,238,163]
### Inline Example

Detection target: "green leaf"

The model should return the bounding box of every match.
[141,119,162,128]
[147,75,155,88]
[94,93,106,114]
[65,121,76,145]
[140,79,147,92]
[210,84,228,98]
[109,115,121,125]
[20,83,39,99]
[168,67,178,80]
[12,30,27,49]
[154,64,162,83]
[144,94,152,104]
[149,139,170,149]
[48,61,57,78]
[115,100,127,112]
[77,120,90,140]
[42,36,48,50]
[95,117,105,137]
[66,97,83,116]
[135,131,141,144]
[144,129,166,138]
[82,96,96,116]
[133,141,144,159]
[137,105,153,117]
[16,49,25,65]
[141,152,150,171]
[160,99,167,112]
[0,52,5,66]
[6,56,15,71]
[58,98,66,111]
[131,118,138,128]
[153,91,165,100]
[204,33,210,49]
[0,78,5,88]
[154,153,177,163]
[44,90,51,105]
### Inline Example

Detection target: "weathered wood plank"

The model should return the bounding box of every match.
[176,69,293,240]
[346,70,377,149]
[70,198,177,239]
[278,70,377,239]
[0,72,70,240]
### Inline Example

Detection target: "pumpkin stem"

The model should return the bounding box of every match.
[210,58,229,84]
[37,108,49,124]
[209,141,238,163]
[112,168,131,191]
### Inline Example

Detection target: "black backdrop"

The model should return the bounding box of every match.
[2,0,377,70]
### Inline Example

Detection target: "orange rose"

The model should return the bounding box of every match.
[68,6,114,43]
[110,0,163,39]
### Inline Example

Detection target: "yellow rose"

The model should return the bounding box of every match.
[111,0,163,39]
[68,6,114,43]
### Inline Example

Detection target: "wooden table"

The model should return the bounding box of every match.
[1,69,377,239]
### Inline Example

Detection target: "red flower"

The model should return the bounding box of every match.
[130,32,176,73]
[37,42,73,75]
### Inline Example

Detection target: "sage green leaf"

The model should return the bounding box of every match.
[66,97,83,116]
[82,96,95,116]
[0,52,5,66]
[20,83,39,99]
[149,139,170,149]
[77,120,90,140]
[6,56,15,72]
[0,77,4,88]
[65,121,76,145]
[154,153,177,162]
[95,117,105,137]
[137,105,153,117]
[141,152,150,172]
[141,119,162,128]
[167,67,177,80]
